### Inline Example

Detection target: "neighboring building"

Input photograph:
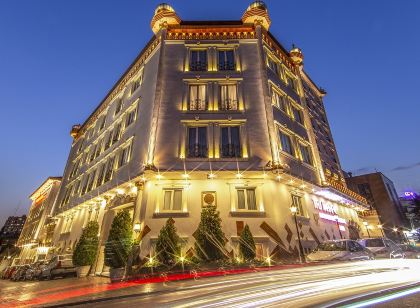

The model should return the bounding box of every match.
[346,172,408,240]
[0,215,26,253]
[52,2,370,275]
[15,177,62,264]
[399,191,420,230]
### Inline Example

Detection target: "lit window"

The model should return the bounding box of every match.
[125,108,137,127]
[131,75,142,94]
[96,164,105,187]
[114,99,123,116]
[190,50,207,71]
[189,85,207,110]
[218,50,235,71]
[271,90,287,112]
[292,106,304,125]
[94,139,103,159]
[221,126,241,158]
[86,169,97,192]
[118,143,132,168]
[279,131,294,156]
[219,84,238,110]
[81,174,90,195]
[103,156,115,183]
[187,127,208,158]
[291,194,304,216]
[299,144,312,165]
[267,56,278,73]
[163,189,183,211]
[112,123,122,144]
[237,188,257,210]
[286,74,298,92]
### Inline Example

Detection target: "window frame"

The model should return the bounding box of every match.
[236,188,257,211]
[279,130,295,157]
[188,84,207,111]
[187,126,208,158]
[162,188,184,212]
[189,49,208,71]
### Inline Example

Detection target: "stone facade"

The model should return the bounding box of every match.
[49,2,370,274]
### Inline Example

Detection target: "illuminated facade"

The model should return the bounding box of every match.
[15,177,61,264]
[52,2,370,274]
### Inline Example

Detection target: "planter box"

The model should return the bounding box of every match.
[110,268,125,282]
[76,266,91,278]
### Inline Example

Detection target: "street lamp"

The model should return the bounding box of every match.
[290,206,305,263]
[377,224,385,237]
[363,221,371,237]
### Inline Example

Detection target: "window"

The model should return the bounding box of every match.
[72,180,81,196]
[292,106,304,125]
[190,50,207,71]
[267,56,278,73]
[81,174,90,195]
[299,144,313,165]
[221,126,241,158]
[103,156,115,183]
[96,164,105,187]
[118,143,132,168]
[69,160,80,179]
[61,187,72,206]
[271,90,287,112]
[163,189,183,211]
[189,85,207,110]
[131,75,142,94]
[125,108,137,127]
[86,170,96,192]
[218,50,235,71]
[88,144,97,163]
[104,132,112,150]
[112,123,122,144]
[114,99,123,116]
[94,139,103,159]
[279,131,294,156]
[237,188,257,210]
[98,116,106,132]
[291,194,304,216]
[187,127,208,158]
[219,84,238,110]
[286,74,298,92]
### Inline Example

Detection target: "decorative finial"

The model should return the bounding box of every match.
[150,3,181,34]
[242,1,271,30]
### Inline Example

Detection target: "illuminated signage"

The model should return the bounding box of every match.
[312,199,346,225]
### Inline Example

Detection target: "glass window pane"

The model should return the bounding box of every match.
[163,191,172,210]
[247,189,257,210]
[188,128,197,157]
[237,190,245,209]
[198,127,207,157]
[173,190,182,210]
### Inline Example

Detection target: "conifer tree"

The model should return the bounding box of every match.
[155,219,181,266]
[194,205,226,261]
[73,221,99,267]
[105,210,133,268]
[239,224,256,261]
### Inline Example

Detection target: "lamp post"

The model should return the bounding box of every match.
[290,206,305,263]
[377,224,385,237]
[363,221,371,237]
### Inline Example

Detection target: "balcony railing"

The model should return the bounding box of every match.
[219,99,238,111]
[221,144,241,158]
[190,61,207,71]
[218,61,235,71]
[188,144,208,158]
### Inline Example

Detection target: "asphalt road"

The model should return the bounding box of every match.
[1,259,420,307]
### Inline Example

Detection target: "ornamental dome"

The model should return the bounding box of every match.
[289,45,304,66]
[247,1,268,12]
[242,1,271,30]
[151,3,181,34]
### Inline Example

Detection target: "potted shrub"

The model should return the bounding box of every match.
[72,221,99,277]
[155,218,181,266]
[105,210,133,281]
[239,224,256,262]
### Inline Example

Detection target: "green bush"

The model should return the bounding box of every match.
[155,219,181,266]
[72,221,99,267]
[105,210,133,269]
[239,224,256,261]
[194,205,226,261]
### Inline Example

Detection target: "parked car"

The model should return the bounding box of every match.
[307,240,374,262]
[1,266,16,279]
[358,238,404,259]
[25,261,47,280]
[398,244,420,259]
[39,255,76,280]
[11,265,30,281]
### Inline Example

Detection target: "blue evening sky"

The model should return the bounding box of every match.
[1,0,419,225]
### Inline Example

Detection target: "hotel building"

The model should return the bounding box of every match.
[52,2,370,274]
[15,177,61,264]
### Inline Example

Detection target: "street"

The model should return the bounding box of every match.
[1,259,420,307]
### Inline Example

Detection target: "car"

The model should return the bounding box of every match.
[358,238,404,259]
[39,254,76,280]
[398,244,420,259]
[25,261,47,280]
[307,240,374,262]
[11,265,30,281]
